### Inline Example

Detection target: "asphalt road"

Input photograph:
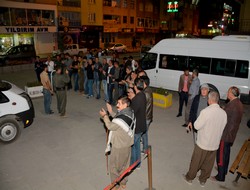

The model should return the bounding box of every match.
[0,69,249,190]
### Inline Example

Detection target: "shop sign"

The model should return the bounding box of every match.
[136,28,144,33]
[0,26,56,33]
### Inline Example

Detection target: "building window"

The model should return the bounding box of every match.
[59,12,81,27]
[123,16,127,24]
[130,0,135,9]
[139,3,143,11]
[0,7,10,26]
[88,0,95,3]
[145,2,153,12]
[103,0,120,7]
[88,13,96,23]
[130,17,134,24]
[122,0,127,8]
[62,0,81,7]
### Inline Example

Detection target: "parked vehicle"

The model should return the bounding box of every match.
[0,80,35,143]
[140,44,153,58]
[0,44,36,66]
[141,35,250,104]
[109,43,127,53]
[63,44,87,56]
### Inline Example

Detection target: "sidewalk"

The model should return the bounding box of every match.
[0,69,249,190]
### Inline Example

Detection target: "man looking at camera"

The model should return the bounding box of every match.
[100,96,136,190]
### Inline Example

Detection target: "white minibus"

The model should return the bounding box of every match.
[141,35,250,103]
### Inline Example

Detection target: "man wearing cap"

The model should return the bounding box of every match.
[187,83,210,135]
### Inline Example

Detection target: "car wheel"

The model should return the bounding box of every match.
[0,115,23,143]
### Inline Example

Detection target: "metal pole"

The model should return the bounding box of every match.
[145,145,155,190]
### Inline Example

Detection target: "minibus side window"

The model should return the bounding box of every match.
[235,60,249,78]
[211,58,226,75]
[224,59,236,77]
[141,53,157,70]
[188,56,211,74]
[166,55,188,71]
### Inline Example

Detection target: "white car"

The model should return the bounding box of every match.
[0,80,35,143]
[109,43,127,53]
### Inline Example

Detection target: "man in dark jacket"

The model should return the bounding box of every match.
[140,75,153,153]
[211,86,243,182]
[187,83,209,138]
[130,78,147,168]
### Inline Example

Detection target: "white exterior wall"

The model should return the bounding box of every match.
[34,33,56,55]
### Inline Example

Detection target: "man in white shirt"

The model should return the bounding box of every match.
[183,91,227,187]
[45,55,54,81]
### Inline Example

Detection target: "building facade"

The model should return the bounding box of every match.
[0,0,57,55]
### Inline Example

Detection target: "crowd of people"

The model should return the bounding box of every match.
[36,52,245,189]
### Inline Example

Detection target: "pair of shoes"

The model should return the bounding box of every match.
[86,95,93,99]
[182,174,192,185]
[60,114,67,118]
[176,113,182,117]
[210,176,224,182]
[197,179,205,187]
[182,124,188,127]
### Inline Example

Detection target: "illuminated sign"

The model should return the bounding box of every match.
[0,26,57,33]
[167,1,178,13]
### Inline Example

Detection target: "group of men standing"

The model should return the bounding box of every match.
[177,68,244,187]
[100,74,153,190]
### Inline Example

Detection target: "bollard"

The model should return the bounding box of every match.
[145,145,156,190]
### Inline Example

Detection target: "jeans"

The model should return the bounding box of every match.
[108,83,114,104]
[87,79,94,96]
[142,120,151,152]
[43,88,52,114]
[83,70,88,94]
[102,80,109,101]
[178,91,189,114]
[131,133,142,167]
[94,79,101,98]
[72,72,79,92]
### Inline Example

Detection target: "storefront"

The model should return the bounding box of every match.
[0,1,57,56]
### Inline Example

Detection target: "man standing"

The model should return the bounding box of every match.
[187,83,210,139]
[53,66,70,117]
[107,60,115,104]
[101,58,109,102]
[40,64,54,115]
[45,55,54,82]
[34,56,43,82]
[130,78,147,168]
[140,75,153,153]
[93,57,102,99]
[211,86,243,182]
[183,91,227,187]
[183,69,200,127]
[100,96,135,190]
[177,67,192,117]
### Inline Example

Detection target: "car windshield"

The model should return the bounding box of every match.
[141,52,157,70]
[0,81,12,91]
